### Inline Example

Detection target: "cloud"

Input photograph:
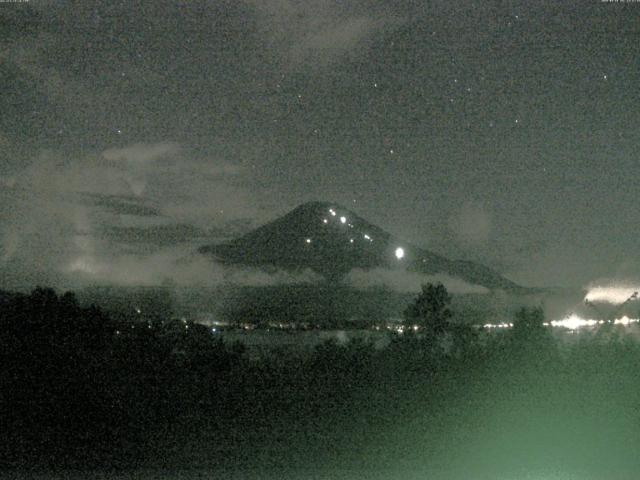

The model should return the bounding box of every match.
[100,143,179,198]
[97,142,261,227]
[0,181,90,290]
[246,0,394,67]
[288,16,382,65]
[77,193,161,217]
[102,142,179,164]
[65,249,322,288]
[0,144,264,289]
[584,279,640,304]
[222,265,323,287]
[101,224,205,249]
[65,250,213,287]
[346,267,490,295]
[99,143,258,227]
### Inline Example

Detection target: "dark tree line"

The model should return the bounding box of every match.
[0,287,247,468]
[0,284,596,472]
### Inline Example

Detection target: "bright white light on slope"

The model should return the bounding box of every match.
[340,216,346,224]
[585,286,639,304]
[395,247,404,259]
[323,218,328,224]
[329,209,336,216]
[305,238,311,244]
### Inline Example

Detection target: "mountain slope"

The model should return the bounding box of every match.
[199,201,524,292]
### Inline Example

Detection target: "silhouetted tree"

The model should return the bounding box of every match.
[512,306,545,337]
[510,306,556,368]
[403,283,452,339]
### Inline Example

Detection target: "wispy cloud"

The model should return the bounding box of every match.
[0,144,264,289]
[102,142,179,164]
[66,249,322,289]
[346,267,490,295]
[77,193,161,217]
[101,224,205,249]
[246,0,396,68]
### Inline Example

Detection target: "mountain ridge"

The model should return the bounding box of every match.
[199,201,527,293]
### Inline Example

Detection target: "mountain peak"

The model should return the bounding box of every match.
[287,200,354,220]
[292,200,339,212]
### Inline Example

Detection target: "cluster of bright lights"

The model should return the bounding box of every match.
[317,208,376,245]
[546,314,600,330]
[483,322,513,329]
[615,315,636,326]
[318,208,399,259]
[481,314,639,331]
[585,286,639,305]
[387,324,420,334]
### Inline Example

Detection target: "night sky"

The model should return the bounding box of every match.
[1,0,639,289]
